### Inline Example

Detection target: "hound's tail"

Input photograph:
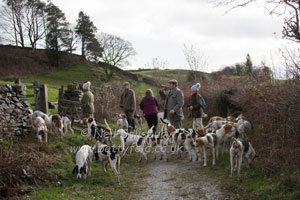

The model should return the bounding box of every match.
[104,118,112,132]
[160,118,168,124]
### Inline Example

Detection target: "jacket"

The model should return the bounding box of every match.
[81,90,94,115]
[120,88,136,112]
[190,93,202,118]
[140,97,159,116]
[159,87,184,120]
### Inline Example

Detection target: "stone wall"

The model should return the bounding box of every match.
[0,84,31,138]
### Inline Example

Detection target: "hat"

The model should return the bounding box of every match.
[123,82,130,86]
[191,83,201,91]
[168,80,178,85]
[82,81,91,91]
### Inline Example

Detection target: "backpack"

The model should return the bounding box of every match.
[201,97,206,109]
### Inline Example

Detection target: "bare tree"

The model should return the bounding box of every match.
[0,0,26,47]
[61,26,79,53]
[212,0,300,43]
[98,33,137,80]
[23,0,46,49]
[98,33,137,67]
[145,57,168,69]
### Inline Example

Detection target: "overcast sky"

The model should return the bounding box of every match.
[2,0,287,72]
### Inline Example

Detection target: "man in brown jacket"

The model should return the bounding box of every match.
[120,82,136,131]
[159,80,184,128]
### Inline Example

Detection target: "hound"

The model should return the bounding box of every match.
[93,141,121,184]
[72,145,93,180]
[155,130,173,162]
[235,118,252,139]
[116,114,129,131]
[114,129,148,162]
[31,111,64,138]
[214,123,238,159]
[134,114,143,131]
[81,117,113,145]
[62,116,74,135]
[32,116,48,143]
[230,137,257,177]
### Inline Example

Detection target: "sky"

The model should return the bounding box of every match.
[1,0,287,72]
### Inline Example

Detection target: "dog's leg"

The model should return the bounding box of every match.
[230,150,234,177]
[222,139,226,156]
[117,155,121,174]
[88,154,92,177]
[211,145,216,165]
[69,123,74,134]
[203,146,207,167]
[102,161,107,173]
[216,142,219,160]
[237,153,243,176]
[45,132,48,143]
[122,146,130,158]
[109,158,120,184]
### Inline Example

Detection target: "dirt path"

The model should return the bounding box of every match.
[131,157,224,200]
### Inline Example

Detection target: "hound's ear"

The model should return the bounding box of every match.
[72,165,78,174]
[83,166,87,174]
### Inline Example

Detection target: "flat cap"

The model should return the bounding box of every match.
[168,79,178,85]
[123,81,130,86]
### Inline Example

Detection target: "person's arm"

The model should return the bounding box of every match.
[120,92,123,108]
[172,91,184,113]
[155,98,159,107]
[140,99,144,110]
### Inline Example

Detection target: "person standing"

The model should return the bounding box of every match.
[159,80,184,128]
[81,81,94,118]
[120,82,136,131]
[188,83,204,134]
[140,89,159,134]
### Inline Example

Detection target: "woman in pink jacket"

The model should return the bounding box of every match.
[140,89,159,134]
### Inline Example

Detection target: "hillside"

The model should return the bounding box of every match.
[132,69,210,85]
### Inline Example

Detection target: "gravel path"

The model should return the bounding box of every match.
[131,157,224,200]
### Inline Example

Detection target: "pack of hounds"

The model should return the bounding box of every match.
[30,110,257,184]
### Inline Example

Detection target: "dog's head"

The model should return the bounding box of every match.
[81,117,96,126]
[167,125,176,133]
[52,115,63,132]
[115,129,126,137]
[72,165,86,179]
[231,137,242,151]
[235,114,246,122]
[224,123,234,134]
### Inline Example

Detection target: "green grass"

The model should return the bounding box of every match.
[199,152,300,200]
[26,125,149,200]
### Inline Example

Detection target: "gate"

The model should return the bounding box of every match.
[15,79,48,113]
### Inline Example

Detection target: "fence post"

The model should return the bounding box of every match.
[34,81,41,111]
[40,84,48,114]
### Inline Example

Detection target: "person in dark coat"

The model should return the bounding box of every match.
[188,83,204,134]
[120,82,136,131]
[140,89,159,134]
[159,80,184,128]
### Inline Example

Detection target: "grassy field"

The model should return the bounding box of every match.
[25,124,149,200]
